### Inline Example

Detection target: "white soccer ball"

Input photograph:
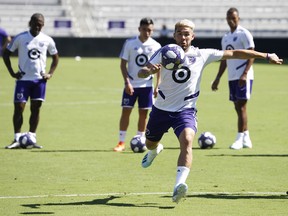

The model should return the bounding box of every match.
[19,133,36,149]
[161,44,185,70]
[130,135,147,153]
[198,132,216,149]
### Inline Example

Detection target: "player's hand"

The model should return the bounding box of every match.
[41,73,53,80]
[211,79,220,91]
[150,64,161,74]
[153,88,158,98]
[125,83,134,96]
[267,53,283,64]
[12,71,25,80]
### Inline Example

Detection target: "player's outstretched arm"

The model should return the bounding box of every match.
[138,63,161,78]
[223,49,283,65]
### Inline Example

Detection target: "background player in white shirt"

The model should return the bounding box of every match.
[114,17,161,152]
[212,8,255,150]
[138,19,282,203]
[3,13,59,149]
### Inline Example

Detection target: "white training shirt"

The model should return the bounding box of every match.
[221,25,255,80]
[149,46,224,112]
[7,31,58,80]
[119,36,161,88]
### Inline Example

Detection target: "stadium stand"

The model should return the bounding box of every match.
[0,0,287,38]
[0,0,79,36]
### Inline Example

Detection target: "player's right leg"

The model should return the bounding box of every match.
[114,88,136,152]
[141,106,168,168]
[5,91,26,149]
[5,102,25,149]
[114,107,132,152]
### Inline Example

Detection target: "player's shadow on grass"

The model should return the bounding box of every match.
[186,193,287,200]
[22,196,175,210]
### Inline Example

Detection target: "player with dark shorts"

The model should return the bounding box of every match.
[114,17,161,152]
[212,8,255,150]
[138,19,282,203]
[3,13,59,149]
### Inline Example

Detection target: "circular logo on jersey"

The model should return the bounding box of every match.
[226,44,234,50]
[172,66,191,83]
[135,54,148,67]
[28,49,41,60]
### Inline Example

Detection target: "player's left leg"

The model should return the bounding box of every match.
[137,86,153,136]
[29,100,42,133]
[138,108,148,134]
[235,100,252,148]
[28,80,46,148]
[172,108,197,203]
[229,80,253,149]
[172,127,194,203]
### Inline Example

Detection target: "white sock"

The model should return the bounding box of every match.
[243,130,251,141]
[235,132,244,142]
[137,131,145,137]
[14,133,22,141]
[119,131,126,143]
[28,132,36,138]
[174,166,190,189]
[243,130,249,138]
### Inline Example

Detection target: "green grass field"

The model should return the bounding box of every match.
[0,57,287,216]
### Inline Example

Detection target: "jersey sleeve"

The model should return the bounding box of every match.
[242,30,255,49]
[48,37,58,55]
[7,35,19,52]
[200,48,224,65]
[119,39,130,60]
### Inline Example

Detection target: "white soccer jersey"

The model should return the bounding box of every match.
[221,25,255,81]
[119,36,161,87]
[7,31,58,80]
[149,46,224,112]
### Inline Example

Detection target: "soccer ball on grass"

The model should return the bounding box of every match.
[19,133,36,149]
[161,44,185,70]
[198,132,216,149]
[130,135,147,153]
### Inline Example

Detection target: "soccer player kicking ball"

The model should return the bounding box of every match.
[138,19,283,203]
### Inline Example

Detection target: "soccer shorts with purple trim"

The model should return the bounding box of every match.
[14,79,47,103]
[121,86,153,109]
[229,79,253,102]
[145,106,198,142]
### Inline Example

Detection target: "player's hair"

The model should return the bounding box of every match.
[139,17,154,26]
[29,13,44,26]
[174,19,195,32]
[227,7,239,16]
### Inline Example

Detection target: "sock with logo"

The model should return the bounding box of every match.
[174,166,190,189]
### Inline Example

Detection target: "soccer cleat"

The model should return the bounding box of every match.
[113,142,125,152]
[243,138,252,148]
[5,140,20,149]
[32,143,43,149]
[141,143,163,168]
[172,183,188,203]
[230,140,243,150]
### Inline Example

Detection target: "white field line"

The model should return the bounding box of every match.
[0,191,286,200]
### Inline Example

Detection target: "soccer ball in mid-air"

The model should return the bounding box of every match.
[198,132,216,149]
[161,44,185,70]
[19,133,36,149]
[130,135,147,153]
